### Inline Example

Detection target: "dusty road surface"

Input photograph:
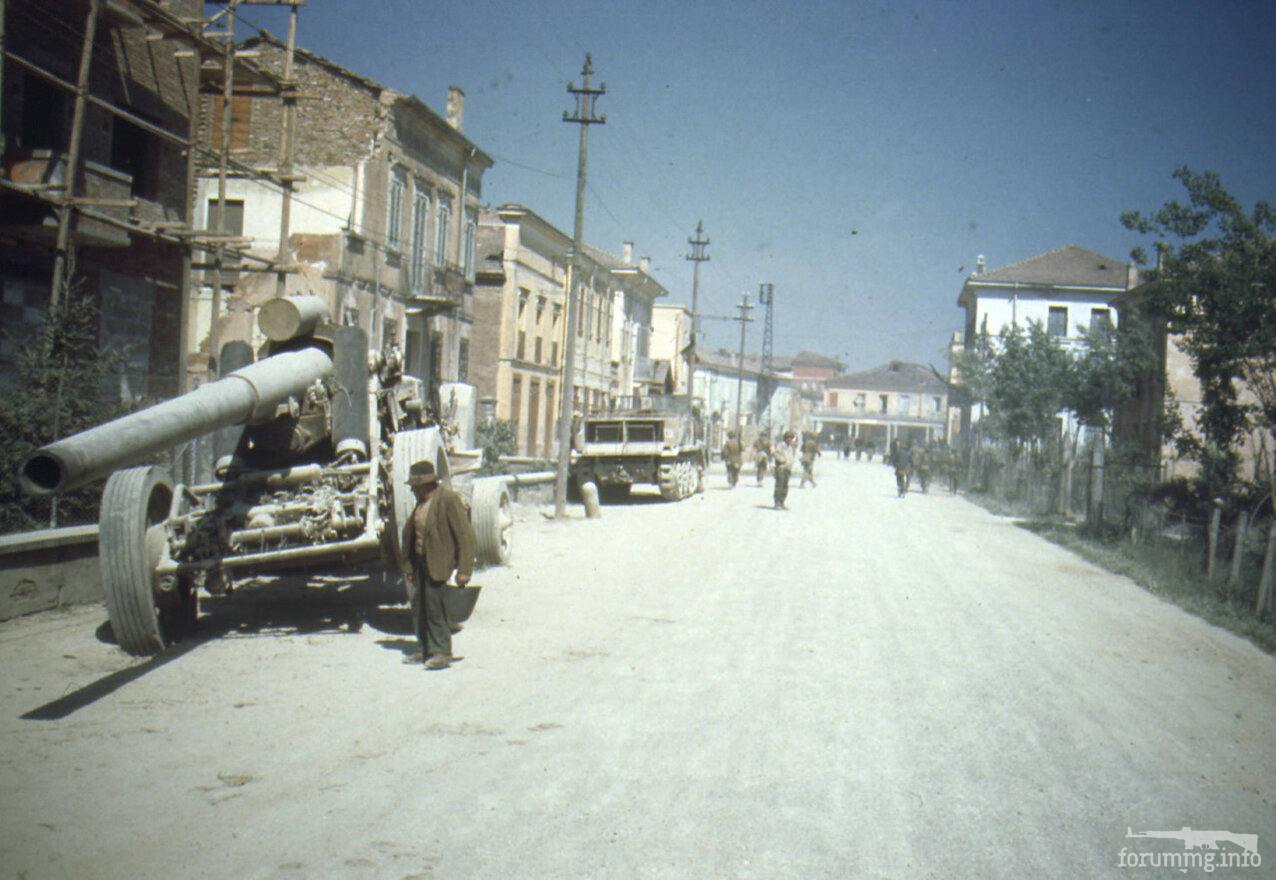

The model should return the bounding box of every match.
[2,459,1274,879]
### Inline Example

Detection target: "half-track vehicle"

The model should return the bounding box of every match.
[18,295,513,656]
[570,395,706,501]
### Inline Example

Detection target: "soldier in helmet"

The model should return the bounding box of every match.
[893,440,913,498]
[722,430,743,488]
[799,432,821,487]
[772,430,797,509]
[753,432,771,485]
[400,460,476,670]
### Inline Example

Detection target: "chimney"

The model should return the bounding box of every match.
[1126,262,1139,290]
[622,241,634,265]
[639,256,650,273]
[975,254,986,275]
[446,85,465,131]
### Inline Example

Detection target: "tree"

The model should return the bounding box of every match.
[1068,313,1158,430]
[0,272,128,532]
[985,321,1073,451]
[1122,166,1276,490]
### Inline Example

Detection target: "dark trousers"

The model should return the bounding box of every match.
[726,463,740,486]
[774,466,791,506]
[411,565,453,657]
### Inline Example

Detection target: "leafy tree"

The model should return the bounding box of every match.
[1068,313,1158,429]
[985,321,1073,450]
[0,273,128,532]
[1122,167,1276,489]
[476,418,517,476]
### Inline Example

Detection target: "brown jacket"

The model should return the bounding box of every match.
[401,485,477,584]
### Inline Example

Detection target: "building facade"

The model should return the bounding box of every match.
[1,0,210,399]
[816,361,949,449]
[473,205,621,458]
[650,303,692,395]
[193,33,491,394]
[954,244,1136,436]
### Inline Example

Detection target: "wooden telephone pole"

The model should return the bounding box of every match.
[554,54,605,519]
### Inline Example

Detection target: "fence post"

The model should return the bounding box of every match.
[1206,499,1223,582]
[1256,520,1276,615]
[1087,429,1105,531]
[1228,510,1249,587]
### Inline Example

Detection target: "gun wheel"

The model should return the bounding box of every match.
[472,479,513,566]
[100,466,189,656]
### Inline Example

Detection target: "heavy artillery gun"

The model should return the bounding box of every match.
[18,296,512,656]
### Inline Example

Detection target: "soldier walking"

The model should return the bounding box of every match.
[799,432,821,487]
[754,434,771,485]
[914,442,932,494]
[893,441,913,498]
[400,461,477,670]
[722,431,743,488]
[773,430,797,509]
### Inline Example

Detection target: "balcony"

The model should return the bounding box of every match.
[1,150,133,247]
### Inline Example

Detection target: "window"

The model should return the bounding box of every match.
[1089,308,1112,339]
[534,336,543,364]
[430,330,443,384]
[551,340,559,367]
[434,196,452,264]
[19,74,66,149]
[932,396,943,414]
[462,212,477,278]
[511,375,522,428]
[410,186,429,291]
[205,198,244,285]
[387,168,406,250]
[1047,306,1068,338]
[879,394,888,414]
[516,330,526,361]
[527,381,541,457]
[111,116,156,198]
[545,382,556,451]
[457,338,469,383]
[854,393,866,412]
[898,394,911,414]
[209,94,252,151]
[829,392,839,408]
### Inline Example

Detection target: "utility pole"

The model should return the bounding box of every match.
[732,293,754,434]
[758,282,774,430]
[554,53,605,519]
[685,220,709,407]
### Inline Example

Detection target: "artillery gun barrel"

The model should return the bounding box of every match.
[19,347,334,497]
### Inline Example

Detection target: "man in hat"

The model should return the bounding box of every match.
[401,460,476,670]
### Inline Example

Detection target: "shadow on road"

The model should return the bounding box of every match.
[21,569,410,721]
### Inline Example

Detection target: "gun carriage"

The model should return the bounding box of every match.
[18,296,513,656]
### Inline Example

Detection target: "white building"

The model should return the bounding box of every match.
[955,244,1138,436]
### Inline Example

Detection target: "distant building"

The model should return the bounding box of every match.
[650,304,692,395]
[954,245,1137,437]
[193,32,492,393]
[816,361,949,448]
[472,206,664,457]
[692,347,799,449]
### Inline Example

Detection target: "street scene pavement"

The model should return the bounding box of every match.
[2,458,1273,879]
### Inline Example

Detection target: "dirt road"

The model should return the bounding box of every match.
[2,458,1273,879]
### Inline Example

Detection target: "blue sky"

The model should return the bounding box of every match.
[224,0,1276,372]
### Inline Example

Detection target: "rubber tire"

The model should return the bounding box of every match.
[389,427,448,576]
[471,479,513,566]
[99,466,176,656]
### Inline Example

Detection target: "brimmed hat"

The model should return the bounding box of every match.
[783,430,796,441]
[406,460,439,486]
